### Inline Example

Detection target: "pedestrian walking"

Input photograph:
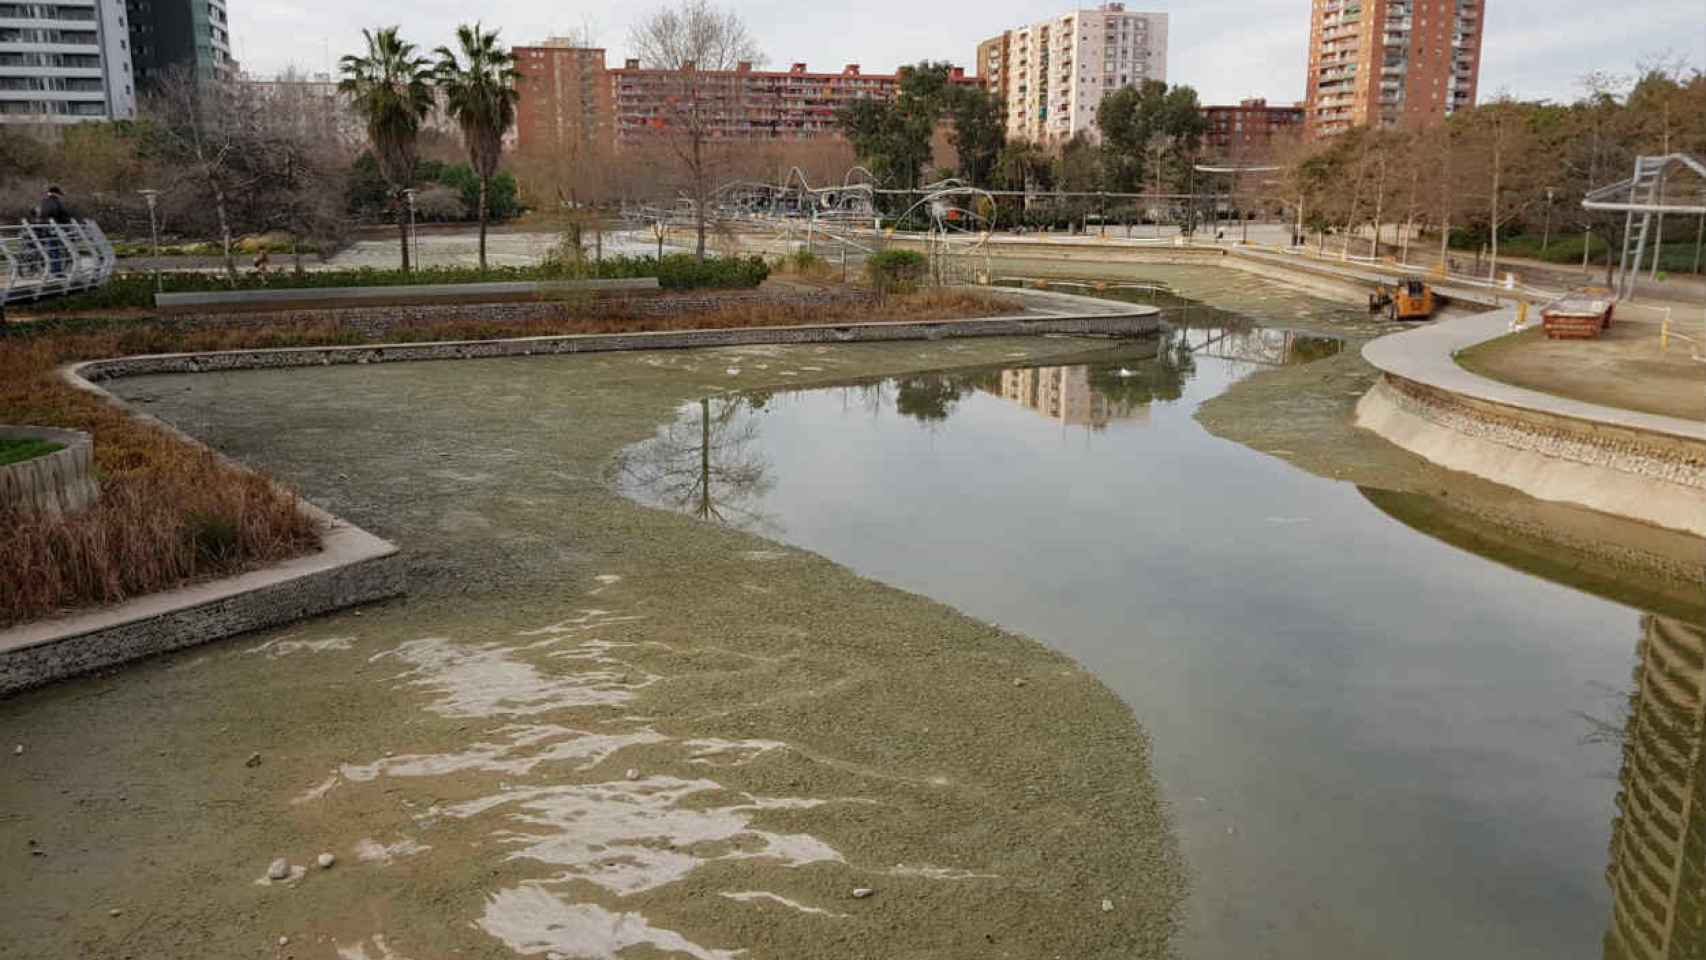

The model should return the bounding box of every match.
[33,185,75,278]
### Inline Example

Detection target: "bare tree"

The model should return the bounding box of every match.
[628,0,763,260]
[145,68,263,281]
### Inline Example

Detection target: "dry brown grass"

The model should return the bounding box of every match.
[0,288,1016,625]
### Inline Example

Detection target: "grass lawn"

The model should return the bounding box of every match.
[0,436,65,466]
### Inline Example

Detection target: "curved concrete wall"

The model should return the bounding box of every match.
[1356,310,1706,537]
[0,426,98,517]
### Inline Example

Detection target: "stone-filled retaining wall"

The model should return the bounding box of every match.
[1357,371,1706,537]
[172,288,882,342]
[0,425,98,516]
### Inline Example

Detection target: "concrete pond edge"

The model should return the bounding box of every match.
[0,288,1159,696]
[1355,307,1706,537]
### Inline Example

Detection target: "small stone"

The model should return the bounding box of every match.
[1012,678,1027,688]
[13,744,22,756]
[245,752,262,768]
[317,853,335,869]
[278,936,290,947]
[624,769,640,781]
[1101,899,1114,913]
[851,887,874,899]
[109,908,122,917]
[266,857,290,880]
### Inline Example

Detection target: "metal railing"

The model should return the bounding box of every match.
[1,219,117,307]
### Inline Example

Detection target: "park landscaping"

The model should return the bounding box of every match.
[0,285,1019,626]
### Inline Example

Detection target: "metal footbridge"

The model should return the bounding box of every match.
[1,220,118,309]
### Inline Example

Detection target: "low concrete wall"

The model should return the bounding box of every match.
[1356,308,1706,536]
[0,425,98,516]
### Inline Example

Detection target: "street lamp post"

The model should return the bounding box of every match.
[138,188,161,292]
[1541,187,1555,254]
[402,188,419,273]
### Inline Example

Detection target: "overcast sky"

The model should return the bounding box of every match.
[233,0,1704,105]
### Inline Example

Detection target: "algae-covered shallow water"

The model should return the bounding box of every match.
[621,319,1704,960]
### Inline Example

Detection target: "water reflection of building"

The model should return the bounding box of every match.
[995,366,1150,429]
[1604,615,1706,960]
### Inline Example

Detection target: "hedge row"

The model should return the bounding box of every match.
[24,254,769,314]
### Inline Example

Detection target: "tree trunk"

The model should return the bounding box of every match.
[397,193,412,274]
[692,134,707,262]
[214,183,236,285]
[477,175,489,272]
[1487,127,1501,282]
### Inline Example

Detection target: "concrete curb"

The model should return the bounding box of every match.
[1355,307,1706,536]
[2,289,1157,695]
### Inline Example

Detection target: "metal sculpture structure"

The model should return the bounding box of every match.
[2,219,118,308]
[621,167,999,281]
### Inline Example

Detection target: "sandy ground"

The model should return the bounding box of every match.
[1456,319,1705,422]
[1,336,1184,960]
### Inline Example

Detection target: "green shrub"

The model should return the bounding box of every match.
[654,254,769,291]
[865,249,928,294]
[22,256,670,314]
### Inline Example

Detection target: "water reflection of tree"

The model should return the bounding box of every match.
[1601,615,1705,960]
[618,397,775,529]
[1087,346,1193,407]
[894,374,993,424]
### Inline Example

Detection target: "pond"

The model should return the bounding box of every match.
[621,319,1703,959]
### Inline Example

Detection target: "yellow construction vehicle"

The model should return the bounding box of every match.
[1368,277,1435,321]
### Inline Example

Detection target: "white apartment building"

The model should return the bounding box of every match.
[0,0,136,124]
[977,3,1167,145]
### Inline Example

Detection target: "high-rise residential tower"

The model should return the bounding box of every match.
[976,3,1168,145]
[513,39,614,155]
[0,0,136,124]
[126,0,232,94]
[1305,0,1483,136]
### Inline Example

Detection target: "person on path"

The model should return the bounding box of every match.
[33,186,76,278]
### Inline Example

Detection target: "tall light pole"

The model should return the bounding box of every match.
[138,188,161,292]
[1541,187,1555,254]
[402,188,419,272]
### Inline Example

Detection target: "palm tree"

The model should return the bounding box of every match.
[434,23,520,270]
[339,27,434,272]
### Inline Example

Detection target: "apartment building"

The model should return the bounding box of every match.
[976,3,1168,145]
[1305,0,1483,136]
[0,0,136,124]
[1201,98,1306,159]
[514,39,613,154]
[127,0,233,94]
[609,59,973,145]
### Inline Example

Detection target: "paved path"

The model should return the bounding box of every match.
[1362,308,1706,443]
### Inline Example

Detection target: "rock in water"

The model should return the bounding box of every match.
[1101,899,1114,913]
[266,858,290,880]
[245,752,262,768]
[852,888,874,899]
[317,852,336,869]
[624,769,640,781]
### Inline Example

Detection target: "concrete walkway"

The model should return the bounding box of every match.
[1356,305,1706,536]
